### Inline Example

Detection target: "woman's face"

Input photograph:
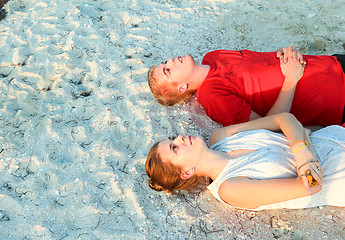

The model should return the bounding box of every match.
[157,135,206,169]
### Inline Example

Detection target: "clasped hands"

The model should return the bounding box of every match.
[277,45,306,86]
[277,45,306,66]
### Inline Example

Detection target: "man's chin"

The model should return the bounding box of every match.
[186,54,196,64]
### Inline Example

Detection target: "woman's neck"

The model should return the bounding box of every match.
[196,149,231,180]
[196,149,257,180]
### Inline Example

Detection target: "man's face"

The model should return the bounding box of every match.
[153,54,196,90]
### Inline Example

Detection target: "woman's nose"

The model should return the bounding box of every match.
[173,135,184,144]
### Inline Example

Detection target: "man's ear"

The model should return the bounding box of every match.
[177,83,188,94]
[180,167,195,180]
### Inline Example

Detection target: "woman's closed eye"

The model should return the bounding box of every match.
[171,144,178,154]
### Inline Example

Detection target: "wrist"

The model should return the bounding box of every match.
[282,76,298,89]
[291,140,307,153]
[292,144,307,155]
[294,148,315,166]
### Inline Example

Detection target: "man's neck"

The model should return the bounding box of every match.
[189,64,210,90]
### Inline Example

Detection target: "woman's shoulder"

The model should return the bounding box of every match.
[218,177,253,208]
[210,128,279,148]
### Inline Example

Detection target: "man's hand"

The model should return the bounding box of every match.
[277,45,306,66]
[279,46,305,85]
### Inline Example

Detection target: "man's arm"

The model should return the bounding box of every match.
[248,46,305,121]
[266,46,305,116]
[265,75,300,116]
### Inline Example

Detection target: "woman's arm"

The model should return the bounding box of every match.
[304,128,318,159]
[209,112,322,193]
[302,128,323,181]
[219,176,321,209]
[209,112,303,146]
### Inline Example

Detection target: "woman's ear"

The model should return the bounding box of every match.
[180,167,195,179]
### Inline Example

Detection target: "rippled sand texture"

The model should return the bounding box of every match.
[0,0,345,239]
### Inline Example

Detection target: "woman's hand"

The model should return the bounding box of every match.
[293,145,322,194]
[279,46,305,85]
[304,127,311,136]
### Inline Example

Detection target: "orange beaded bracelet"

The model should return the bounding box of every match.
[290,140,307,150]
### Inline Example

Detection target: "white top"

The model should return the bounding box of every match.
[207,125,345,210]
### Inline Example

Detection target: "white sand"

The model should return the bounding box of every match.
[0,0,344,239]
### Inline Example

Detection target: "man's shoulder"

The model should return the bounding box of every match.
[204,49,238,58]
[198,76,230,92]
[202,49,249,66]
[197,80,237,104]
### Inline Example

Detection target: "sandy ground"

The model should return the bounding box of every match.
[0,0,345,239]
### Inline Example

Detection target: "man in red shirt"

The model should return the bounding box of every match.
[148,46,345,126]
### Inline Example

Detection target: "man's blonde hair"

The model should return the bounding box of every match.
[147,65,195,106]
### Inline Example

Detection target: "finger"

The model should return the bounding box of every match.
[319,165,323,177]
[304,128,311,135]
[307,161,322,184]
[301,176,312,194]
[284,46,293,63]
[293,50,298,61]
[284,48,290,63]
[277,48,283,58]
[296,50,304,64]
[296,51,301,62]
[299,165,318,185]
[281,47,288,60]
[281,47,288,53]
[314,164,323,181]
[320,169,323,181]
[311,168,322,184]
[279,55,285,64]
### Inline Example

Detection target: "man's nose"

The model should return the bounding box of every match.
[166,58,174,67]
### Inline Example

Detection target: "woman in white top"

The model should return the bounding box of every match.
[145,113,345,210]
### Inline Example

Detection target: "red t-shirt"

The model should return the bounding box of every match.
[197,50,345,126]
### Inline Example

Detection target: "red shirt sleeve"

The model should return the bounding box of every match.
[203,94,252,126]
